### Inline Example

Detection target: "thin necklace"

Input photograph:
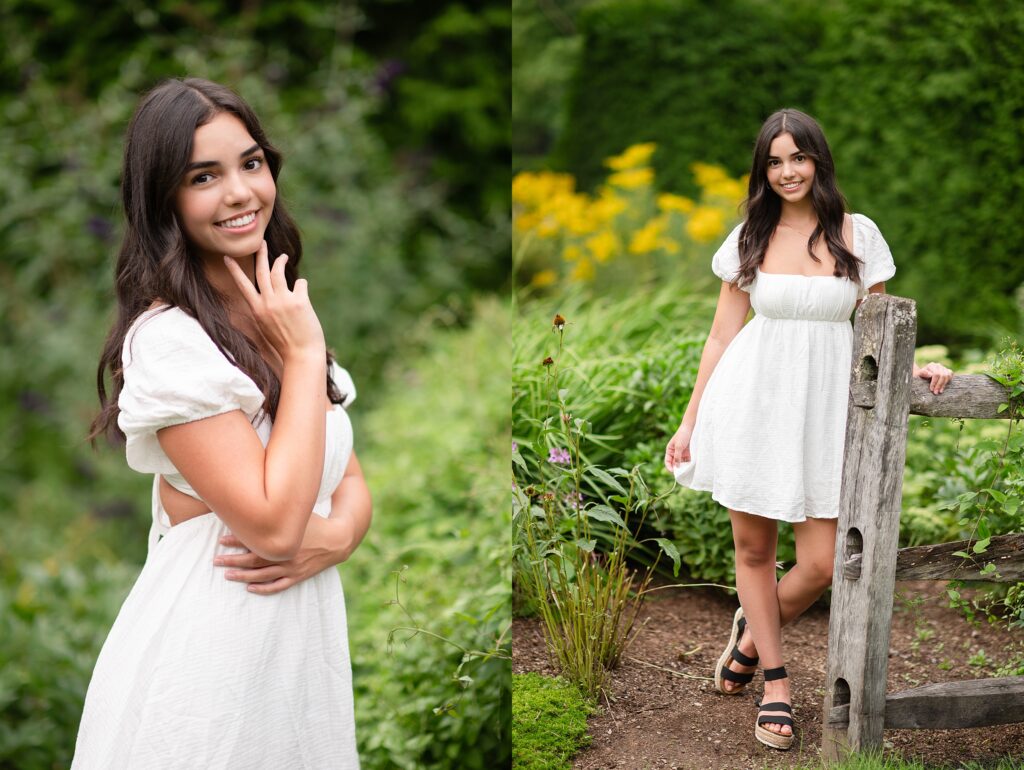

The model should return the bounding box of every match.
[779,219,817,238]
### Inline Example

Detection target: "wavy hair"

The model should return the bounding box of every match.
[90,77,344,445]
[731,108,864,291]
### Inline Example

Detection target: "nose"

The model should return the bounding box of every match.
[222,170,252,206]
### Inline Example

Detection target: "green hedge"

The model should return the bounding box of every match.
[553,0,826,195]
[812,0,1024,349]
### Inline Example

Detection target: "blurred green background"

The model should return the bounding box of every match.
[0,2,510,768]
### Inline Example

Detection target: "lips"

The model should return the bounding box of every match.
[215,209,259,229]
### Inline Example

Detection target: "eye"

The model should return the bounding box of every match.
[795,154,807,162]
[190,173,213,186]
[768,159,779,167]
[244,156,265,171]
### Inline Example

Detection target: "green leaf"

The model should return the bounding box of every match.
[586,505,626,528]
[576,538,596,552]
[951,550,970,558]
[512,450,528,472]
[588,467,628,495]
[984,488,1007,504]
[978,518,992,539]
[973,537,991,554]
[654,538,681,577]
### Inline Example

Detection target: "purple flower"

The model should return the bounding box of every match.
[547,447,571,465]
[512,441,518,453]
[562,492,584,510]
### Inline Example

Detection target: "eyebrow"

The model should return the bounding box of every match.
[185,143,261,173]
[767,151,804,160]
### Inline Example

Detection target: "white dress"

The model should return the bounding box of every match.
[673,213,897,523]
[72,306,360,769]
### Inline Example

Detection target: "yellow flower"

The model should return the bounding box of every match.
[686,206,726,243]
[608,167,654,189]
[629,217,666,255]
[657,193,695,214]
[569,257,595,281]
[585,230,619,263]
[512,170,576,209]
[604,142,657,171]
[530,269,558,288]
[562,244,583,262]
[590,189,628,224]
[660,237,680,254]
[690,162,729,189]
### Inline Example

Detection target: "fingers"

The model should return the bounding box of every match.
[269,252,289,293]
[254,239,273,295]
[223,254,260,305]
[221,565,286,584]
[214,550,270,569]
[920,362,954,395]
[245,576,294,595]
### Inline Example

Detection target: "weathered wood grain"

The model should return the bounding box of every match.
[822,294,918,764]
[909,374,1018,420]
[827,677,1024,729]
[844,533,1024,582]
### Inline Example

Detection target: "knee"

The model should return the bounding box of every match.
[734,542,776,570]
[800,560,834,590]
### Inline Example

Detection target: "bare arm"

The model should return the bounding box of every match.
[679,281,752,430]
[157,242,327,561]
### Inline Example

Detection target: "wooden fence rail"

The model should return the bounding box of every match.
[821,294,1024,763]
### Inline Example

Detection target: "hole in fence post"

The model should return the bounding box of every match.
[833,677,851,708]
[858,355,878,383]
[844,527,864,580]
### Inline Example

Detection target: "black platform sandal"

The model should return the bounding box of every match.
[754,665,795,750]
[714,606,759,695]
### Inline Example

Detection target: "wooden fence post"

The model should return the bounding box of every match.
[821,294,918,762]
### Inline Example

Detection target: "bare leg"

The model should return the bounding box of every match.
[725,509,791,737]
[724,515,838,734]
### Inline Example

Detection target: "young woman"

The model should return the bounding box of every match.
[664,108,953,751]
[78,78,370,767]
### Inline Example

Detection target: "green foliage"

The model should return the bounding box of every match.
[0,559,137,768]
[349,297,511,770]
[554,0,826,195]
[359,1,512,224]
[511,0,585,171]
[511,673,593,770]
[813,0,1024,351]
[513,280,796,588]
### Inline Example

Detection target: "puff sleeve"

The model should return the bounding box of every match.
[117,309,266,475]
[330,361,357,408]
[855,213,897,299]
[710,223,751,292]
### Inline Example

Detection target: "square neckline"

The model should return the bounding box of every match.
[756,214,861,279]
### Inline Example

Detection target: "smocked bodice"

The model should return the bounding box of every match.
[749,269,860,323]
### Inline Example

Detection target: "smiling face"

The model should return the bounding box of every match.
[175,112,276,263]
[766,132,815,203]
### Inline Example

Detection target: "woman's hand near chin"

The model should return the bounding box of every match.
[213,514,355,595]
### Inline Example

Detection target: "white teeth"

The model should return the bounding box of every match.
[217,211,256,228]
[782,182,800,189]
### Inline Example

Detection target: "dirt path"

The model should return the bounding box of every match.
[513,579,1024,769]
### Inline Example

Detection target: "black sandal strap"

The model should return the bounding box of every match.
[731,645,759,667]
[721,667,755,684]
[757,701,792,714]
[757,714,795,728]
[763,665,788,681]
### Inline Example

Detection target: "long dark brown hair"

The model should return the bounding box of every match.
[90,77,344,445]
[731,108,864,291]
